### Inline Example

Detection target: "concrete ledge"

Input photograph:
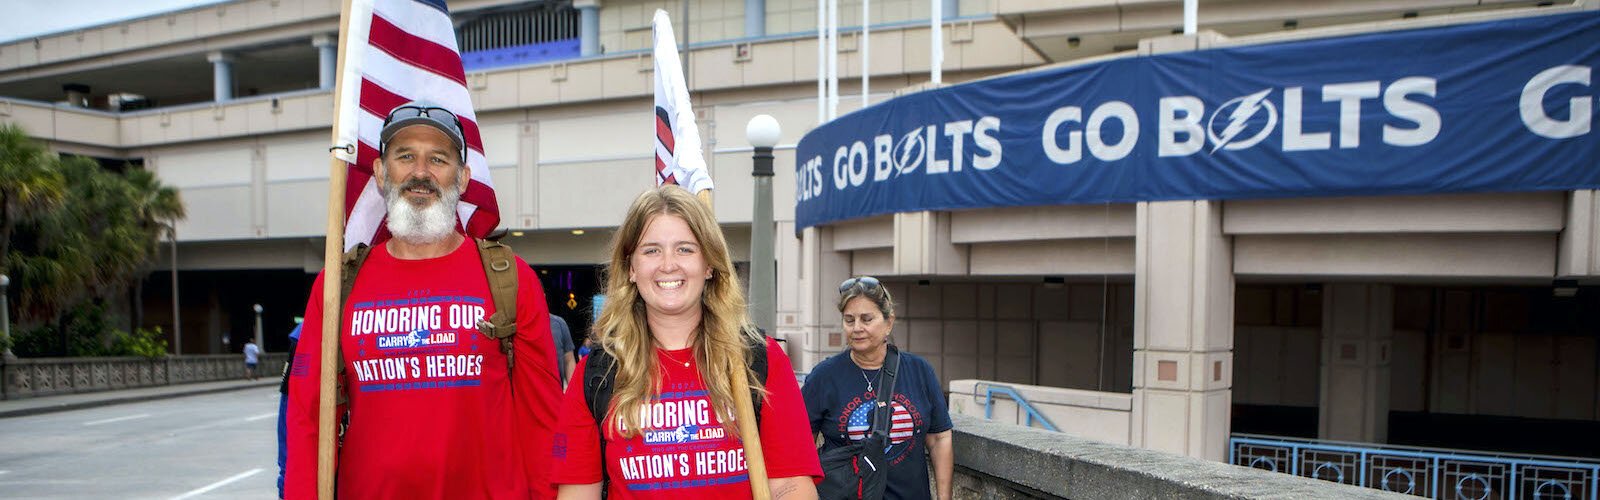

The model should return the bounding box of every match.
[0,379,278,419]
[951,414,1410,499]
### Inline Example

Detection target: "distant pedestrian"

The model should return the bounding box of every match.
[243,339,260,381]
[551,314,576,387]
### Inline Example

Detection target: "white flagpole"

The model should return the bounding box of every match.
[825,0,838,120]
[817,0,825,124]
[931,0,942,86]
[861,0,869,109]
[1183,0,1197,35]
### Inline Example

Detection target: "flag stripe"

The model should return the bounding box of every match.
[375,0,458,47]
[367,14,467,86]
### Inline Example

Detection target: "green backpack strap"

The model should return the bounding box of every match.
[335,243,372,408]
[475,230,519,368]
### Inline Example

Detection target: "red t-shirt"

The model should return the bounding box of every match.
[285,240,561,499]
[551,338,822,498]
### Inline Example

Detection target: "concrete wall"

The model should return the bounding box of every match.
[831,280,1134,391]
[1390,286,1600,422]
[1232,285,1321,409]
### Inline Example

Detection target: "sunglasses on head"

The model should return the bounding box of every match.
[385,105,462,128]
[837,276,881,295]
[382,105,466,162]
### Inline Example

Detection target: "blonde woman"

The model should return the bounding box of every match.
[553,186,821,499]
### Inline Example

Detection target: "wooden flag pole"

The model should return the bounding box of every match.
[318,0,356,498]
[695,190,772,500]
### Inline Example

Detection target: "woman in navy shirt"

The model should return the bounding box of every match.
[802,276,953,500]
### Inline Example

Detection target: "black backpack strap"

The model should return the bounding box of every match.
[868,346,902,443]
[748,334,770,428]
[582,348,619,492]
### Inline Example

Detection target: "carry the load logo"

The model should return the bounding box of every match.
[376,329,458,350]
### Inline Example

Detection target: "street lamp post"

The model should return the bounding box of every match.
[168,223,181,355]
[253,304,264,352]
[745,115,781,335]
[1,273,13,360]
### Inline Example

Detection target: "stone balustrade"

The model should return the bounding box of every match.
[0,353,287,400]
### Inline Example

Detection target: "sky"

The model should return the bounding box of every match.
[1,0,230,43]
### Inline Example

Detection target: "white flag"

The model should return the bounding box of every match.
[652,9,714,194]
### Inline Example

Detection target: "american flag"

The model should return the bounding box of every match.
[650,9,714,194]
[846,400,915,444]
[333,0,500,251]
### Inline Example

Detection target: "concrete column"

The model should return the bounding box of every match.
[775,221,807,361]
[1557,190,1599,277]
[797,226,851,370]
[892,211,967,275]
[207,51,234,102]
[1131,200,1233,461]
[577,1,600,57]
[745,0,766,37]
[312,34,337,89]
[1318,284,1393,443]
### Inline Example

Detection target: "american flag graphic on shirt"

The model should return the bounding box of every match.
[846,400,915,444]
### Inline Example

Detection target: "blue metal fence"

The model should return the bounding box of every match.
[1231,434,1600,499]
[973,382,1058,432]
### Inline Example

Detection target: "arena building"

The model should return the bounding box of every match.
[3,0,1597,486]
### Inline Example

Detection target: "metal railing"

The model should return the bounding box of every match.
[457,6,579,53]
[1231,434,1600,499]
[972,382,1058,432]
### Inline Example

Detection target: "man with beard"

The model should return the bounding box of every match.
[284,101,561,499]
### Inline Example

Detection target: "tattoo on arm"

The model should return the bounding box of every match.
[772,481,799,500]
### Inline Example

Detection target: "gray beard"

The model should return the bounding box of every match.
[383,179,461,245]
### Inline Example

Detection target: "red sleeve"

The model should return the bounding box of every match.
[551,356,605,485]
[285,273,342,500]
[758,338,825,480]
[511,258,562,497]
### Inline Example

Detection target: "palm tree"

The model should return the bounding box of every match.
[3,128,184,354]
[123,167,185,331]
[0,124,66,276]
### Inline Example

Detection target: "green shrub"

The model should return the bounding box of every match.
[11,324,61,357]
[109,326,168,358]
[8,302,166,358]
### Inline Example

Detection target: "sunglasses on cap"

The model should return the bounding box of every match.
[381,105,467,163]
[837,276,881,295]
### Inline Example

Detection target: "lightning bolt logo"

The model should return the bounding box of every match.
[1207,88,1279,153]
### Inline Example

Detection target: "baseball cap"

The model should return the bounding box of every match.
[378,100,467,163]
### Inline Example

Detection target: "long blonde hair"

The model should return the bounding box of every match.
[592,185,765,437]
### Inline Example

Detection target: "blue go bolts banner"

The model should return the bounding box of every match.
[794,11,1600,230]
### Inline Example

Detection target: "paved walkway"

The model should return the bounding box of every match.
[0,378,279,418]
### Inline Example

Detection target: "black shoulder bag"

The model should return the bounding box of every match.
[817,345,902,500]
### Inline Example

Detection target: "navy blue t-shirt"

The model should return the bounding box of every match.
[802,349,952,500]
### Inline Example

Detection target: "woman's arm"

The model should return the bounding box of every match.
[926,430,954,500]
[769,475,819,500]
[556,483,602,500]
